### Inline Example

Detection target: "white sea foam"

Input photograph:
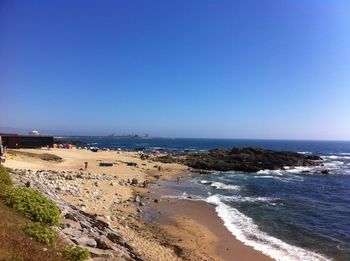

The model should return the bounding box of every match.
[253,174,303,183]
[219,194,275,203]
[298,151,312,155]
[323,161,344,168]
[254,175,275,179]
[257,169,284,175]
[210,182,241,190]
[321,155,350,160]
[278,176,306,184]
[285,166,314,173]
[161,192,203,201]
[260,165,338,175]
[206,195,330,261]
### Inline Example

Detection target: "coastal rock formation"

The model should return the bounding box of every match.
[156,147,323,172]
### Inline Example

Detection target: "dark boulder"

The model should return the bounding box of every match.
[156,147,323,173]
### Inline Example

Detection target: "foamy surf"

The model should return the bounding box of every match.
[210,182,241,190]
[297,151,312,155]
[257,169,284,175]
[206,195,331,261]
[218,194,275,203]
[334,153,350,156]
[161,192,204,201]
[321,155,350,160]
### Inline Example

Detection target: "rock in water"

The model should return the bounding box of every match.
[321,170,330,175]
[156,147,323,172]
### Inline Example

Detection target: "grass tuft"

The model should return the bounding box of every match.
[61,245,90,261]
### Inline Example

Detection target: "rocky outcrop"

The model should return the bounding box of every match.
[156,147,323,172]
[10,169,144,261]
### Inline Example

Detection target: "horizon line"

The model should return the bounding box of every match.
[53,135,350,142]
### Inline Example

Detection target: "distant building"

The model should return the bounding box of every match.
[29,130,40,135]
[0,133,54,149]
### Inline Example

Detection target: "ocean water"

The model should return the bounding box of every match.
[65,137,350,261]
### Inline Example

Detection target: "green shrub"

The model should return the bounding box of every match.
[4,188,60,226]
[23,223,57,245]
[0,165,13,197]
[0,165,13,187]
[61,246,90,261]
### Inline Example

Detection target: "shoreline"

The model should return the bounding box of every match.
[143,174,273,261]
[145,199,273,261]
[3,148,273,260]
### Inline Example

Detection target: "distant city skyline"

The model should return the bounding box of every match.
[1,1,350,140]
[1,126,349,141]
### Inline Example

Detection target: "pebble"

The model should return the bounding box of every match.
[134,196,141,202]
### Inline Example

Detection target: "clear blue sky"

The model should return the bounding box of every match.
[1,0,350,139]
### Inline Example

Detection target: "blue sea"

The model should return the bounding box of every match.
[61,137,350,260]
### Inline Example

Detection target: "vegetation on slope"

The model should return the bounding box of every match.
[0,200,65,261]
[61,246,90,261]
[7,150,63,162]
[23,223,57,246]
[4,187,61,226]
[0,165,89,261]
[0,166,13,197]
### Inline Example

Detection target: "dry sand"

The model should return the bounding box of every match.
[3,148,273,261]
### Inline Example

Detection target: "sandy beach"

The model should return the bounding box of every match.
[3,148,272,261]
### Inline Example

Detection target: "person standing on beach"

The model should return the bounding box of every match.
[84,161,88,170]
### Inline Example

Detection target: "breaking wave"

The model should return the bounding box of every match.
[161,192,203,201]
[206,195,330,261]
[298,151,312,155]
[210,182,241,190]
[257,169,284,175]
[321,155,350,160]
[218,194,275,203]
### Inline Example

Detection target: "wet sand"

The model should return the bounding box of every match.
[144,178,273,261]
